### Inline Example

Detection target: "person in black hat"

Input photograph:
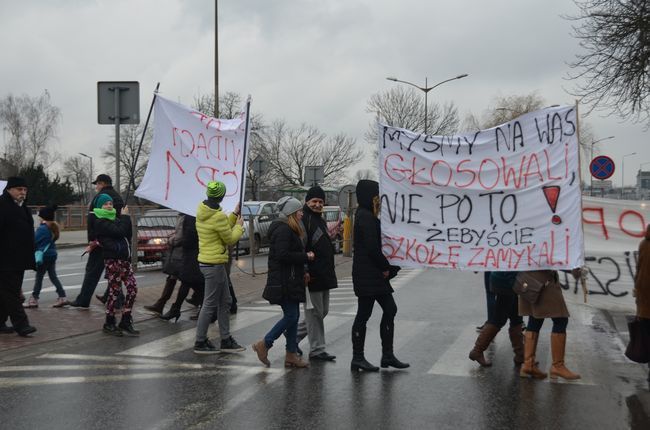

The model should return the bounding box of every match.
[69,174,125,309]
[0,177,37,336]
[350,180,408,371]
[295,186,338,361]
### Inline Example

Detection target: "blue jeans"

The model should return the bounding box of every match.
[32,258,66,299]
[264,299,300,352]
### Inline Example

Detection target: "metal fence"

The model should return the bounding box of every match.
[31,205,159,230]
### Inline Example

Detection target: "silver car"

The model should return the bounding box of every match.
[238,201,278,254]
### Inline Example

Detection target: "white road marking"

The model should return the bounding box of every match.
[116,310,279,357]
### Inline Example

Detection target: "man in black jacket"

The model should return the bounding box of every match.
[0,177,37,336]
[70,174,125,308]
[297,186,337,361]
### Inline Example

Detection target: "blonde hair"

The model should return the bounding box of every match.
[44,221,60,241]
[287,212,305,238]
[372,195,381,217]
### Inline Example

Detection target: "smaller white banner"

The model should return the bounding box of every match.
[135,96,250,216]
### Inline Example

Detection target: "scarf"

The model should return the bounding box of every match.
[93,207,116,221]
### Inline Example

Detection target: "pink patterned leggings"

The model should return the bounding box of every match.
[104,259,138,317]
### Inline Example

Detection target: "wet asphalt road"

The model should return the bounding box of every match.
[2,266,650,429]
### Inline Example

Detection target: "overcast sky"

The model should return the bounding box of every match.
[0,0,647,187]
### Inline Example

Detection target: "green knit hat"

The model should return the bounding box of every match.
[94,193,113,209]
[206,181,226,200]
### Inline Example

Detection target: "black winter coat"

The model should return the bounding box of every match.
[266,220,308,303]
[352,206,394,297]
[0,190,35,271]
[87,186,124,242]
[302,205,337,292]
[180,215,203,285]
[93,214,132,261]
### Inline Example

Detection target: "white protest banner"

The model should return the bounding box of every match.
[135,96,250,216]
[378,105,583,271]
[0,180,6,191]
[558,196,649,313]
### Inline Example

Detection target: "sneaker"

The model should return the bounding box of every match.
[220,336,246,353]
[69,301,90,310]
[23,296,38,309]
[52,297,69,308]
[16,325,37,337]
[194,339,219,354]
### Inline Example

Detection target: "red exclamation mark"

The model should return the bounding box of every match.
[542,185,562,225]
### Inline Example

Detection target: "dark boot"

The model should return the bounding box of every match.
[351,327,379,372]
[159,304,181,322]
[380,319,409,369]
[103,315,122,336]
[469,323,500,367]
[144,276,177,315]
[509,324,525,365]
[520,331,547,379]
[118,313,140,337]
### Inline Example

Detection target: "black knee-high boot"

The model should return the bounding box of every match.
[351,326,379,372]
[380,319,410,369]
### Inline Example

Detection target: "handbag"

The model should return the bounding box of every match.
[513,271,550,304]
[262,284,285,304]
[34,242,51,266]
[625,317,650,363]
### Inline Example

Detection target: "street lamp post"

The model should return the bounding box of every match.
[622,152,637,199]
[78,152,93,203]
[386,74,468,134]
[589,135,615,196]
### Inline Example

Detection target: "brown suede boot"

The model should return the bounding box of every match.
[509,324,525,365]
[520,331,547,379]
[285,351,308,368]
[468,323,500,367]
[252,340,270,367]
[549,333,581,380]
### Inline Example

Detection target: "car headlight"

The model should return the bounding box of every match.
[147,238,168,245]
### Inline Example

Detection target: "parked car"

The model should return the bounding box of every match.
[136,209,178,263]
[323,206,343,253]
[238,201,278,254]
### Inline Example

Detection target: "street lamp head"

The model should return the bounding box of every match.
[386,77,397,81]
[456,74,469,79]
[78,152,90,158]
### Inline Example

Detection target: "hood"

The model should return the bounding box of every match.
[267,218,289,239]
[196,201,222,223]
[356,180,379,211]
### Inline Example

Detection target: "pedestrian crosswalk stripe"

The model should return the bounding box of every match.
[116,310,278,358]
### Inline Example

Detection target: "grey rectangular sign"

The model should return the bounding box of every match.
[97,81,140,124]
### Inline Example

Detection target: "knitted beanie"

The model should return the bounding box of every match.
[206,181,226,200]
[305,186,325,202]
[94,193,113,209]
[277,196,302,217]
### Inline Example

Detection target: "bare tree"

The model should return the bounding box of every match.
[565,0,650,124]
[258,120,362,187]
[349,168,377,183]
[365,86,460,154]
[62,156,92,203]
[0,90,61,170]
[102,124,152,194]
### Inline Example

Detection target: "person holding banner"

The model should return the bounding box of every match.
[194,181,245,354]
[469,271,524,367]
[350,180,408,372]
[252,197,312,368]
[518,270,581,380]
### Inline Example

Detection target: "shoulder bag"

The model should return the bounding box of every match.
[513,271,550,304]
[34,242,51,266]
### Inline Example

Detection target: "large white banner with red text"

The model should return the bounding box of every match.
[135,96,249,216]
[378,105,583,271]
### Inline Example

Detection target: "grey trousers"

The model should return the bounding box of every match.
[196,264,231,342]
[297,290,330,356]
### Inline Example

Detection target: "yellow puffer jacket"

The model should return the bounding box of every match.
[196,202,244,264]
